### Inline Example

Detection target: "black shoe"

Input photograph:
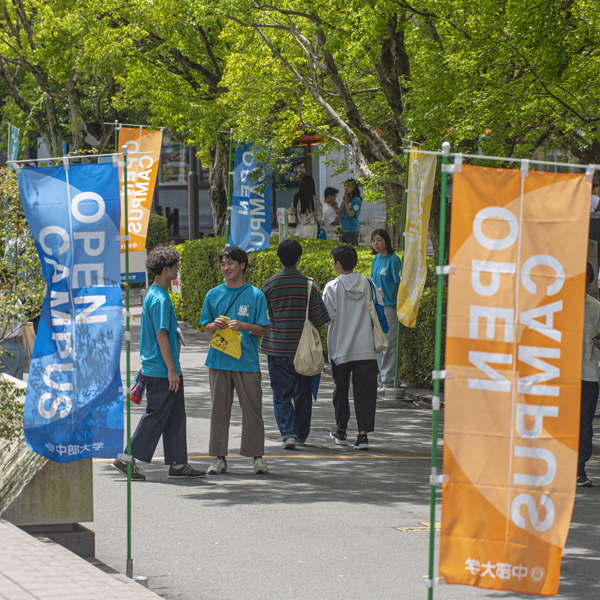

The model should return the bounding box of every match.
[577,474,593,487]
[111,458,146,481]
[354,434,369,450]
[168,464,206,479]
[329,427,347,446]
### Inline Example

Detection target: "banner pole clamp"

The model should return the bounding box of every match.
[118,453,132,463]
[520,159,530,178]
[117,235,131,241]
[62,157,70,171]
[426,577,446,588]
[119,386,130,395]
[435,265,455,276]
[432,370,452,380]
[586,165,598,182]
[120,309,131,317]
[441,154,462,173]
[430,466,449,485]
[431,396,441,411]
[124,331,131,341]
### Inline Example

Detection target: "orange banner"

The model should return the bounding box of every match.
[439,165,590,595]
[118,127,162,252]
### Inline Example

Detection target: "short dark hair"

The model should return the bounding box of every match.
[371,228,394,255]
[324,186,339,198]
[331,244,357,272]
[587,261,595,285]
[277,239,302,267]
[145,246,180,275]
[219,247,248,273]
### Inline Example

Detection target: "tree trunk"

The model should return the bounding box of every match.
[384,181,405,251]
[428,185,451,265]
[208,136,229,236]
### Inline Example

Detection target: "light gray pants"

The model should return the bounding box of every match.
[377,306,399,388]
[208,369,265,457]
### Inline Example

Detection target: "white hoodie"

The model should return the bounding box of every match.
[322,273,383,365]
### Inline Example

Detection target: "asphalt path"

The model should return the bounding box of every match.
[89,312,600,600]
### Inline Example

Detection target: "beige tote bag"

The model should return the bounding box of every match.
[367,284,388,353]
[293,278,324,376]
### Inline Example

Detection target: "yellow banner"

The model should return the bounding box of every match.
[118,127,162,253]
[397,150,437,327]
[439,165,590,595]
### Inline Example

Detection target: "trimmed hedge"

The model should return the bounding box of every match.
[175,237,445,388]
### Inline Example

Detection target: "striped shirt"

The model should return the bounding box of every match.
[260,268,330,356]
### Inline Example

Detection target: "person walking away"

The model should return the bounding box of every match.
[370,229,402,393]
[200,247,271,475]
[322,245,381,450]
[290,175,322,238]
[322,187,340,226]
[579,262,600,487]
[336,180,362,246]
[112,247,205,481]
[260,240,330,448]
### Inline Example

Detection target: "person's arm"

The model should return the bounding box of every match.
[156,329,180,392]
[343,194,357,218]
[228,320,270,336]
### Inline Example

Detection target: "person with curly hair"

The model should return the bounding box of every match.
[112,246,205,481]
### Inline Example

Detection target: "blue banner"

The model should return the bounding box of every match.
[17,162,124,462]
[229,143,271,252]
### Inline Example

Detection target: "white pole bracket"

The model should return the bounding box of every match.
[117,235,131,241]
[119,386,130,395]
[521,159,530,178]
[117,453,132,462]
[432,396,441,411]
[426,577,446,588]
[586,165,598,183]
[435,265,455,276]
[432,370,452,380]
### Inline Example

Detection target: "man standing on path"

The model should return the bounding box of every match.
[112,247,205,481]
[322,244,380,450]
[201,247,271,475]
[322,187,340,226]
[261,240,330,449]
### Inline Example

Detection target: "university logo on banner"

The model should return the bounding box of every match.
[397,149,437,327]
[17,162,124,462]
[439,165,590,595]
[229,143,271,252]
[118,126,162,252]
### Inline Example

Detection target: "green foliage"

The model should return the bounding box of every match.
[177,237,442,387]
[0,379,24,441]
[146,213,169,254]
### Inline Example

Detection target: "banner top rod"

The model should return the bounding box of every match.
[104,122,164,131]
[8,150,155,166]
[403,148,597,171]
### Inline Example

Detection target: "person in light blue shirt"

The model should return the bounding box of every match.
[337,179,362,246]
[370,229,402,392]
[112,246,205,482]
[200,247,271,476]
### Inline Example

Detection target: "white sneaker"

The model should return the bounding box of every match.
[282,437,297,450]
[208,457,227,475]
[253,457,269,474]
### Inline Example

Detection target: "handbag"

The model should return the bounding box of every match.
[288,204,297,228]
[367,279,389,333]
[366,279,388,353]
[293,277,324,376]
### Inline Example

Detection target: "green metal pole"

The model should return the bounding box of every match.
[225,128,234,244]
[395,141,412,387]
[427,142,450,598]
[122,143,133,579]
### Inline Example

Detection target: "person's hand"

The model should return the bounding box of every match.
[167,367,180,392]
[228,320,246,332]
[213,317,228,330]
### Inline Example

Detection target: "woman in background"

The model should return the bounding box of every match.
[290,175,322,238]
[370,228,402,392]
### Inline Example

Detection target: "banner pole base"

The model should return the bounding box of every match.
[126,558,133,579]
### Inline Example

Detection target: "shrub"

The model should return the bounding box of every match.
[176,237,444,388]
[146,213,169,253]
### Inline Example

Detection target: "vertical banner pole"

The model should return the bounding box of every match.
[225,128,234,244]
[114,120,119,153]
[395,141,412,387]
[427,142,450,598]
[122,144,133,579]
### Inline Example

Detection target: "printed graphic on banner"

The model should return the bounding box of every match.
[229,143,271,252]
[17,163,124,462]
[7,124,19,172]
[118,126,162,253]
[397,149,436,327]
[439,165,590,595]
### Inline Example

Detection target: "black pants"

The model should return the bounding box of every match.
[579,380,599,474]
[130,374,188,465]
[331,359,377,433]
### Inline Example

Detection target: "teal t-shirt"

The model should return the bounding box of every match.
[200,282,270,372]
[140,284,181,377]
[340,196,362,232]
[370,253,402,306]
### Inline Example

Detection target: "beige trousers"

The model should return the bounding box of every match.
[208,369,265,457]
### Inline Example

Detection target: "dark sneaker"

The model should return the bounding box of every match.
[577,474,593,487]
[329,427,347,446]
[111,458,146,481]
[168,464,206,479]
[354,434,369,450]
